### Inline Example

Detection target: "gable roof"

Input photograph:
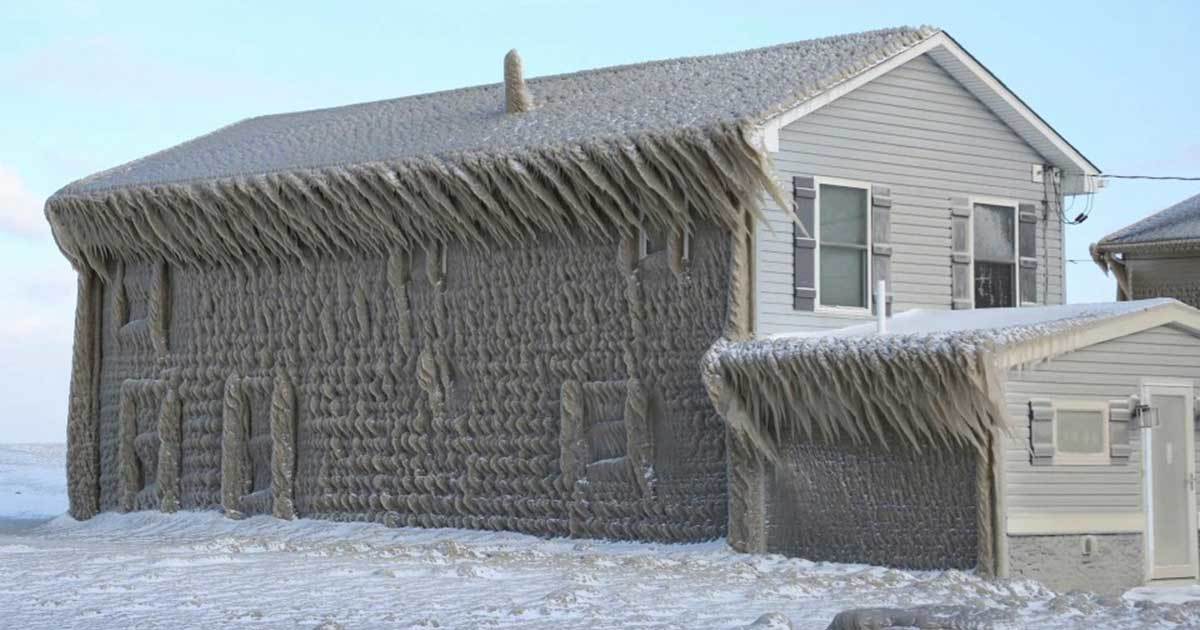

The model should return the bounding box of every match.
[774,298,1200,368]
[707,299,1200,453]
[1094,192,1200,255]
[59,28,936,197]
[44,26,1097,274]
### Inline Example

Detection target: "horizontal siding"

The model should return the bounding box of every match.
[756,53,1065,335]
[1004,325,1200,515]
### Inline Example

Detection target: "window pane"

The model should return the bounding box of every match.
[1057,410,1105,454]
[974,204,1015,263]
[974,261,1014,308]
[820,246,866,307]
[820,185,867,245]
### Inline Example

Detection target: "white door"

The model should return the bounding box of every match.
[1144,383,1198,581]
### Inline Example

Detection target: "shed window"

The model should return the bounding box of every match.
[973,203,1017,308]
[1054,402,1110,466]
[818,183,870,308]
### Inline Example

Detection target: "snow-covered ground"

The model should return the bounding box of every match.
[2,444,1200,628]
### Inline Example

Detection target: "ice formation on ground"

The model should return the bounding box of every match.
[2,445,1199,629]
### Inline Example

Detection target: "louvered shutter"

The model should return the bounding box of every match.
[1108,398,1133,464]
[950,197,973,310]
[793,176,817,311]
[871,185,893,316]
[1018,203,1039,305]
[1029,398,1054,466]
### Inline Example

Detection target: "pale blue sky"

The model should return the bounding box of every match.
[1,1,1198,442]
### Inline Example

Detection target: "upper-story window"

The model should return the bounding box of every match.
[973,202,1018,308]
[817,182,871,309]
[792,175,891,314]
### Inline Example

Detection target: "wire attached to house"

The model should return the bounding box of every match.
[1055,173,1200,226]
[1098,174,1200,181]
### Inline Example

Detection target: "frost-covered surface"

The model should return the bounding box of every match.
[4,513,1200,628]
[2,444,1200,628]
[775,299,1177,341]
[1098,192,1200,248]
[58,28,933,195]
[709,300,1188,453]
[0,443,67,520]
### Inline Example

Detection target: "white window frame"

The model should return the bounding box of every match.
[638,223,696,260]
[814,177,873,313]
[1051,399,1110,466]
[969,197,1021,309]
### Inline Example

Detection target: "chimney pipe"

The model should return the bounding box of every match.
[504,49,533,113]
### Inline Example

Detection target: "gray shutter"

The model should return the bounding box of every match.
[871,185,893,316]
[1029,398,1054,466]
[1108,398,1132,464]
[1018,203,1039,306]
[950,197,973,310]
[793,176,817,311]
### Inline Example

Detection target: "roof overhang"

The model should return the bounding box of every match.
[1093,238,1200,258]
[998,300,1200,368]
[751,30,1101,195]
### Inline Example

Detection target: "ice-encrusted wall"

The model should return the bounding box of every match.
[752,436,979,570]
[89,225,732,542]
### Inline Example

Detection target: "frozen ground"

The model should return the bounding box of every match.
[2,445,1200,628]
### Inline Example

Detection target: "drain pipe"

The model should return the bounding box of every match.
[875,280,887,334]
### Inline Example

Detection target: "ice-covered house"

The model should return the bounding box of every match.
[48,25,1185,594]
[1092,192,1200,307]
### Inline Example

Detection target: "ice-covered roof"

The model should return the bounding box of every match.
[56,27,934,196]
[706,299,1198,452]
[1095,192,1200,254]
[783,299,1178,344]
[46,27,943,271]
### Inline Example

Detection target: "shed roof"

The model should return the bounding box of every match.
[707,299,1200,453]
[1094,192,1200,255]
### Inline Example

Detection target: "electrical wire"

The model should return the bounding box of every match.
[1049,171,1199,227]
[1098,174,1200,181]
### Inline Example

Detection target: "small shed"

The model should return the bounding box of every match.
[706,299,1200,595]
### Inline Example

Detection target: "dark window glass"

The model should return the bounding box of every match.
[973,204,1016,308]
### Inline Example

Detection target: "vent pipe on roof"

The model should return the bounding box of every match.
[504,49,533,113]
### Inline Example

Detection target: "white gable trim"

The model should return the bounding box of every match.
[754,31,1100,194]
[998,302,1200,369]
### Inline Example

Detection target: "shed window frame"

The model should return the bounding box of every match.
[638,213,689,261]
[1051,400,1111,466]
[970,197,1021,309]
[815,177,873,313]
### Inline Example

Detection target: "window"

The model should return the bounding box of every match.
[973,202,1018,308]
[639,222,666,258]
[818,183,870,308]
[1053,401,1109,466]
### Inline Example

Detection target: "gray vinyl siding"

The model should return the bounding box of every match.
[1003,325,1200,514]
[756,53,1065,335]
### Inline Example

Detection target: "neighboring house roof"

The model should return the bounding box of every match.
[706,299,1200,454]
[44,26,1097,273]
[1094,192,1200,256]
